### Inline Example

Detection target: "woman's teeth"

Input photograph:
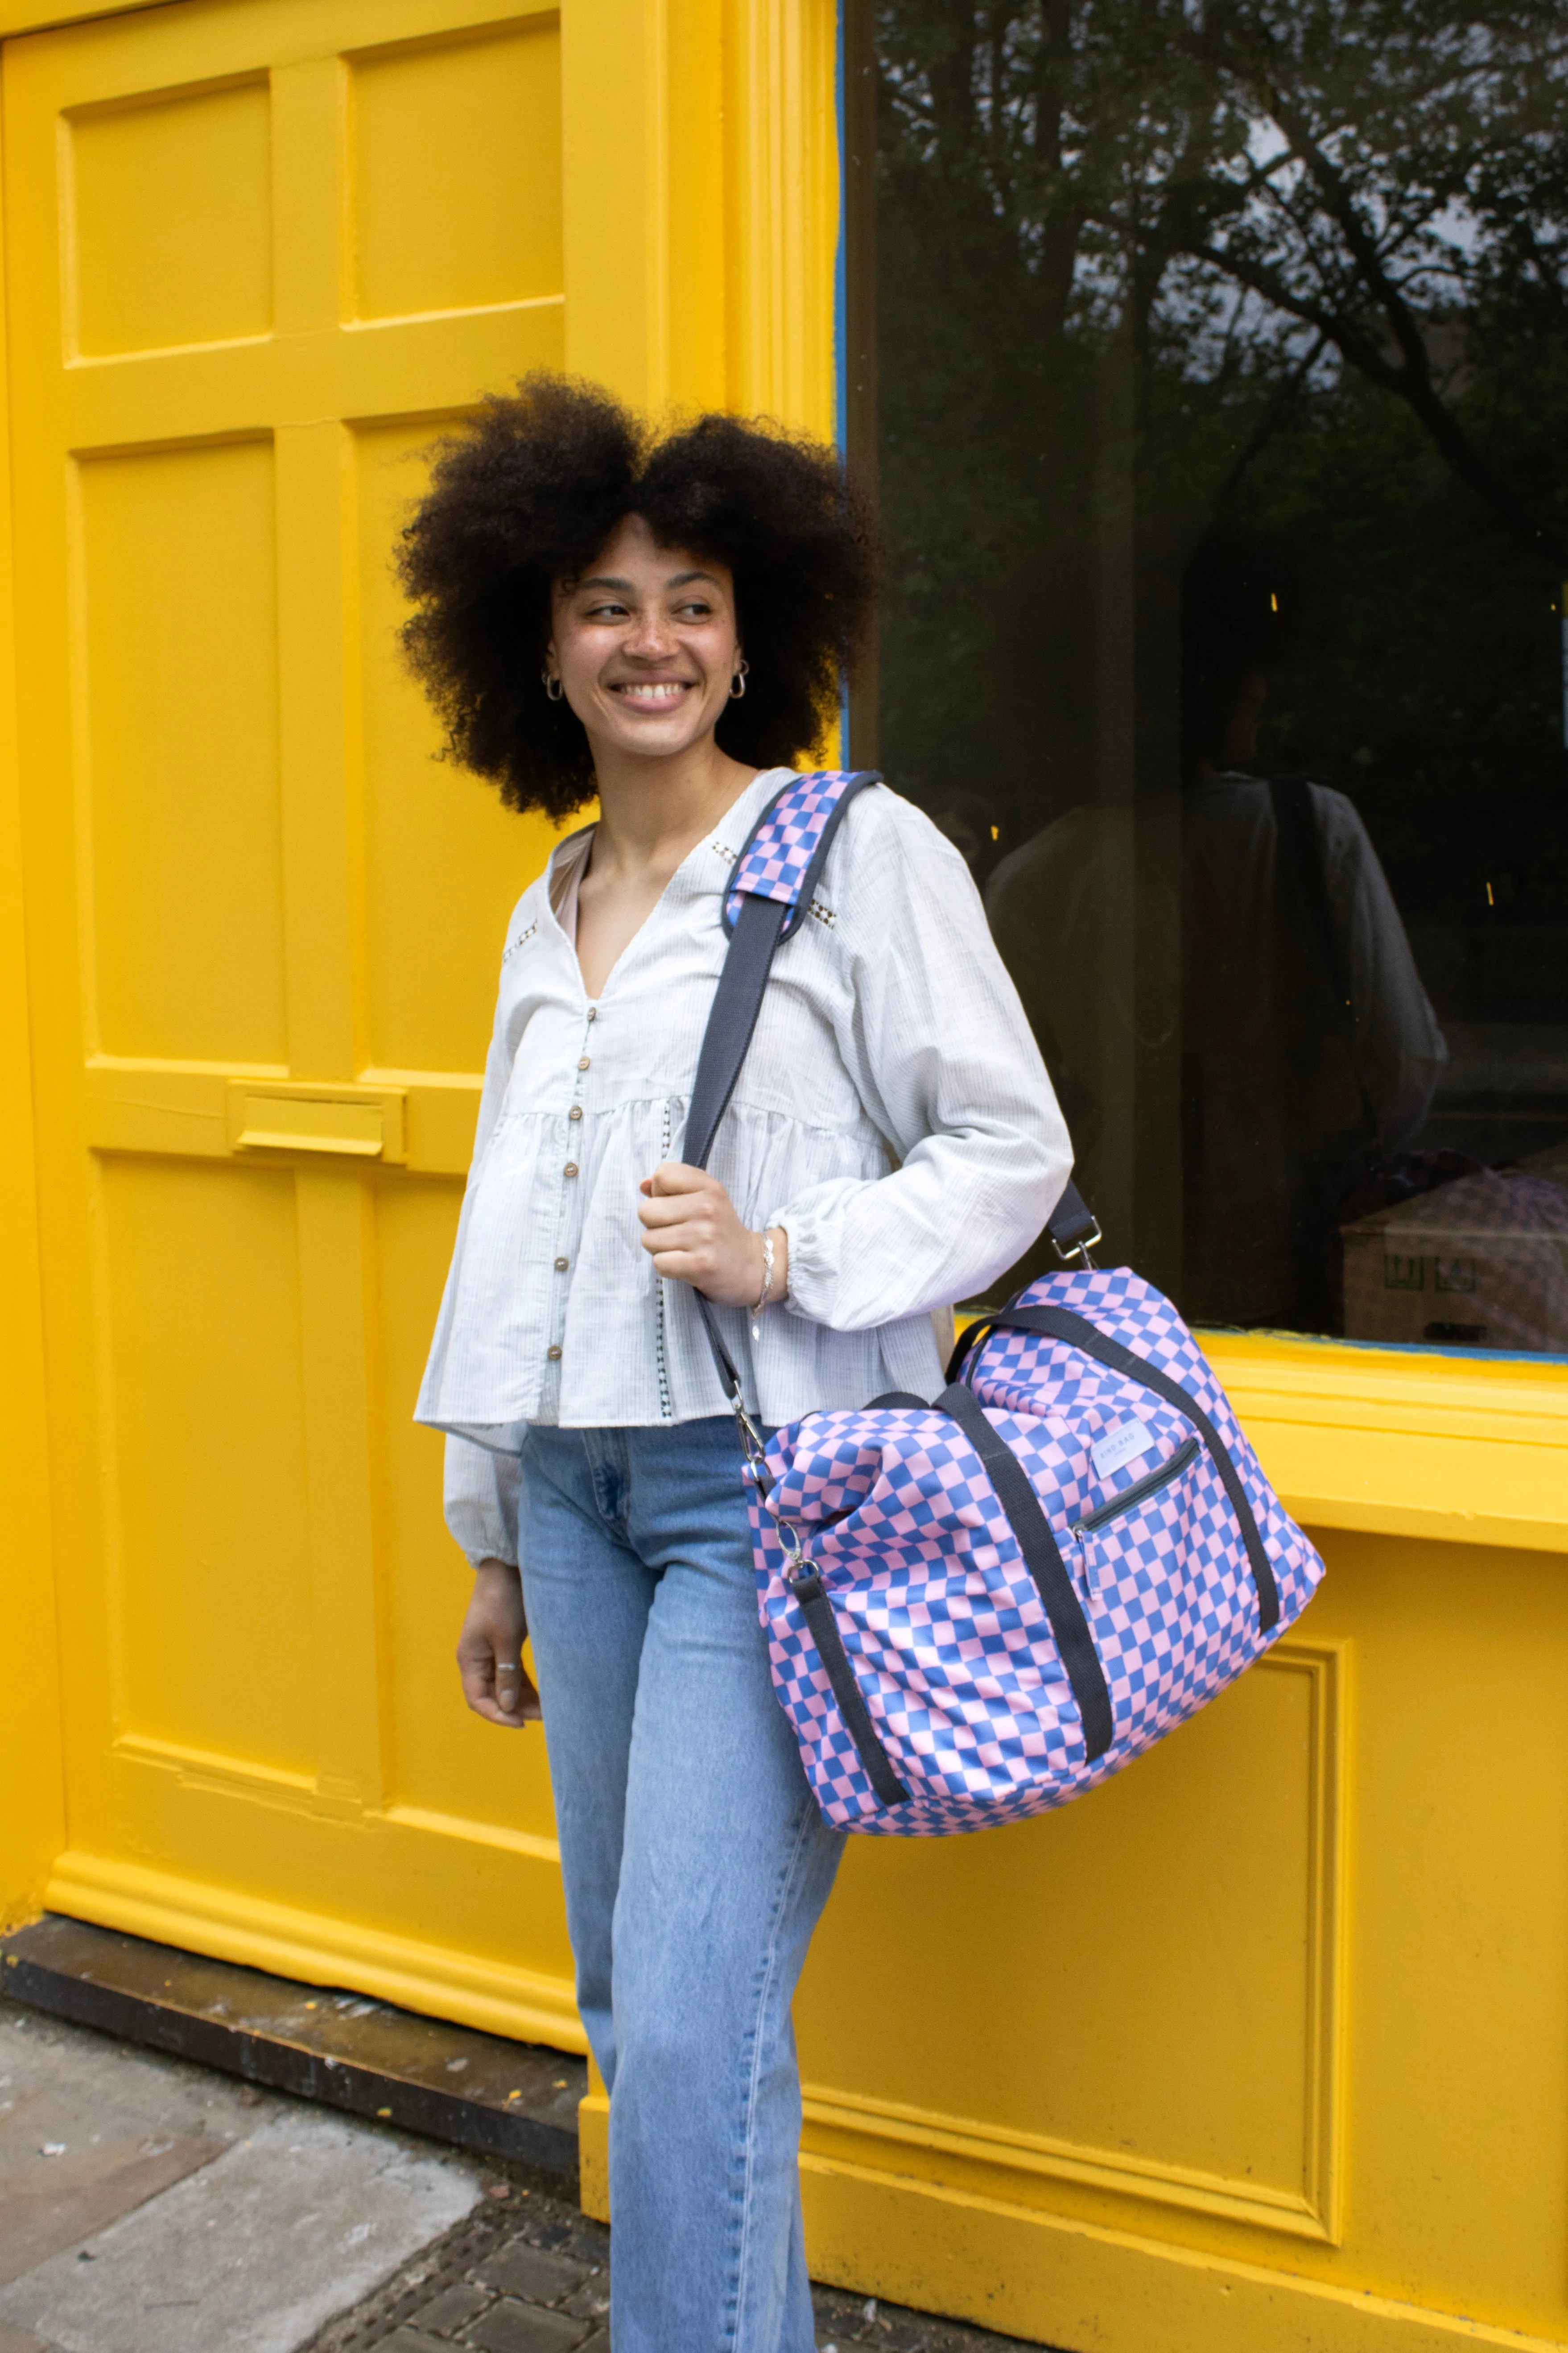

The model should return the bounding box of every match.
[616,682,688,704]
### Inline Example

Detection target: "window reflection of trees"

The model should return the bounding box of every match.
[870,1,1568,1345]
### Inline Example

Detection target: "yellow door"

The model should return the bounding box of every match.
[4,0,837,2039]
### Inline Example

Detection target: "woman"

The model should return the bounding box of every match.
[401,375,1070,2353]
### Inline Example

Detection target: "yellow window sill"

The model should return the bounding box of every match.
[1203,1328,1568,1553]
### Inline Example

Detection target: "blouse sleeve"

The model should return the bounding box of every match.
[414,892,532,1434]
[424,891,533,1566]
[767,793,1072,1331]
[443,1432,523,1568]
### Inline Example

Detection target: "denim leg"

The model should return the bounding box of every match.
[515,1426,649,2087]
[609,1422,843,2353]
[516,1418,843,2353]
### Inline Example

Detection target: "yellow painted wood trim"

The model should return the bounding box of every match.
[1201,1329,1568,1553]
[0,0,171,33]
[799,2088,1325,2241]
[558,0,836,434]
[0,0,554,39]
[800,2156,1568,2353]
[578,2084,610,2221]
[115,1734,317,1800]
[228,1079,404,1160]
[383,1803,560,1869]
[723,0,839,436]
[45,1849,586,2051]
[81,1056,478,1171]
[0,63,64,1931]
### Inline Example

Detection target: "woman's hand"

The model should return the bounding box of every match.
[457,1560,541,1728]
[638,1163,788,1308]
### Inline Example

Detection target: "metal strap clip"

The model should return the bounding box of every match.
[1052,1219,1102,1272]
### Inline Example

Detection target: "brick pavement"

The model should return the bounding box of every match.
[304,2174,1049,2353]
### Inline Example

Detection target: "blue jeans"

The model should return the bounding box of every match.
[518,1417,845,2353]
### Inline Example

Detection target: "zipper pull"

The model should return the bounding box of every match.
[1073,1526,1097,1598]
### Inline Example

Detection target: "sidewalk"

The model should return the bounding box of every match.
[0,2001,1045,2353]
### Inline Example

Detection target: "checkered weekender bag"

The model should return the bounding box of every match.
[685,769,1326,1835]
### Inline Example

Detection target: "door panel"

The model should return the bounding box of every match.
[103,1157,315,1777]
[348,19,563,322]
[68,74,275,356]
[81,439,287,1063]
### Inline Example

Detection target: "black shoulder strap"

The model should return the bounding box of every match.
[1044,1177,1101,1265]
[686,769,882,1406]
[684,896,791,1175]
[934,1381,1114,1758]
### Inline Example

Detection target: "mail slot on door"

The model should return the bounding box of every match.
[227,1082,406,1162]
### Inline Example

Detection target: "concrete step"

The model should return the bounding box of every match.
[0,1916,583,2180]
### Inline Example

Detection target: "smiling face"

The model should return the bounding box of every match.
[546,513,741,766]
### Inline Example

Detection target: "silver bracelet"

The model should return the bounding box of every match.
[750,1229,775,1342]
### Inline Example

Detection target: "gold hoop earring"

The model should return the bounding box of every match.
[730,656,750,701]
[542,669,564,703]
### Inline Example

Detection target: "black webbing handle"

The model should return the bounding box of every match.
[951,1304,1280,1633]
[788,1573,909,1806]
[933,1381,1114,1759]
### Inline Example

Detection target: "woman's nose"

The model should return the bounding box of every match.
[624,612,677,658]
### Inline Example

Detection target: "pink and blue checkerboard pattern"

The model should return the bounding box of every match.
[749,1265,1324,1835]
[724,771,858,931]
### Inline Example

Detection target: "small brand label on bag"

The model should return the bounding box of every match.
[1091,1417,1154,1478]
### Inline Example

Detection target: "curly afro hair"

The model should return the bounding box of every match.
[397,374,881,821]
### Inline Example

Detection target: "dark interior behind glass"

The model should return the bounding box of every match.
[848,0,1568,1353]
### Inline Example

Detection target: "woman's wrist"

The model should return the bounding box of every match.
[755,1224,788,1306]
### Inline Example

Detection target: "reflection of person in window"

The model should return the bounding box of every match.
[929,790,1005,888]
[986,530,1447,1331]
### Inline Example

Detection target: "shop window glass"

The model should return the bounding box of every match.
[850,0,1568,1354]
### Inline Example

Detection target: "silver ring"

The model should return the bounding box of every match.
[495,1663,520,1675]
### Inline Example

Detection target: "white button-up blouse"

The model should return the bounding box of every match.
[418,768,1072,1566]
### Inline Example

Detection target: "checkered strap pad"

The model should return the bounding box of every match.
[722,769,880,935]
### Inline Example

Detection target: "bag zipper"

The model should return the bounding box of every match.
[1071,1435,1202,1593]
